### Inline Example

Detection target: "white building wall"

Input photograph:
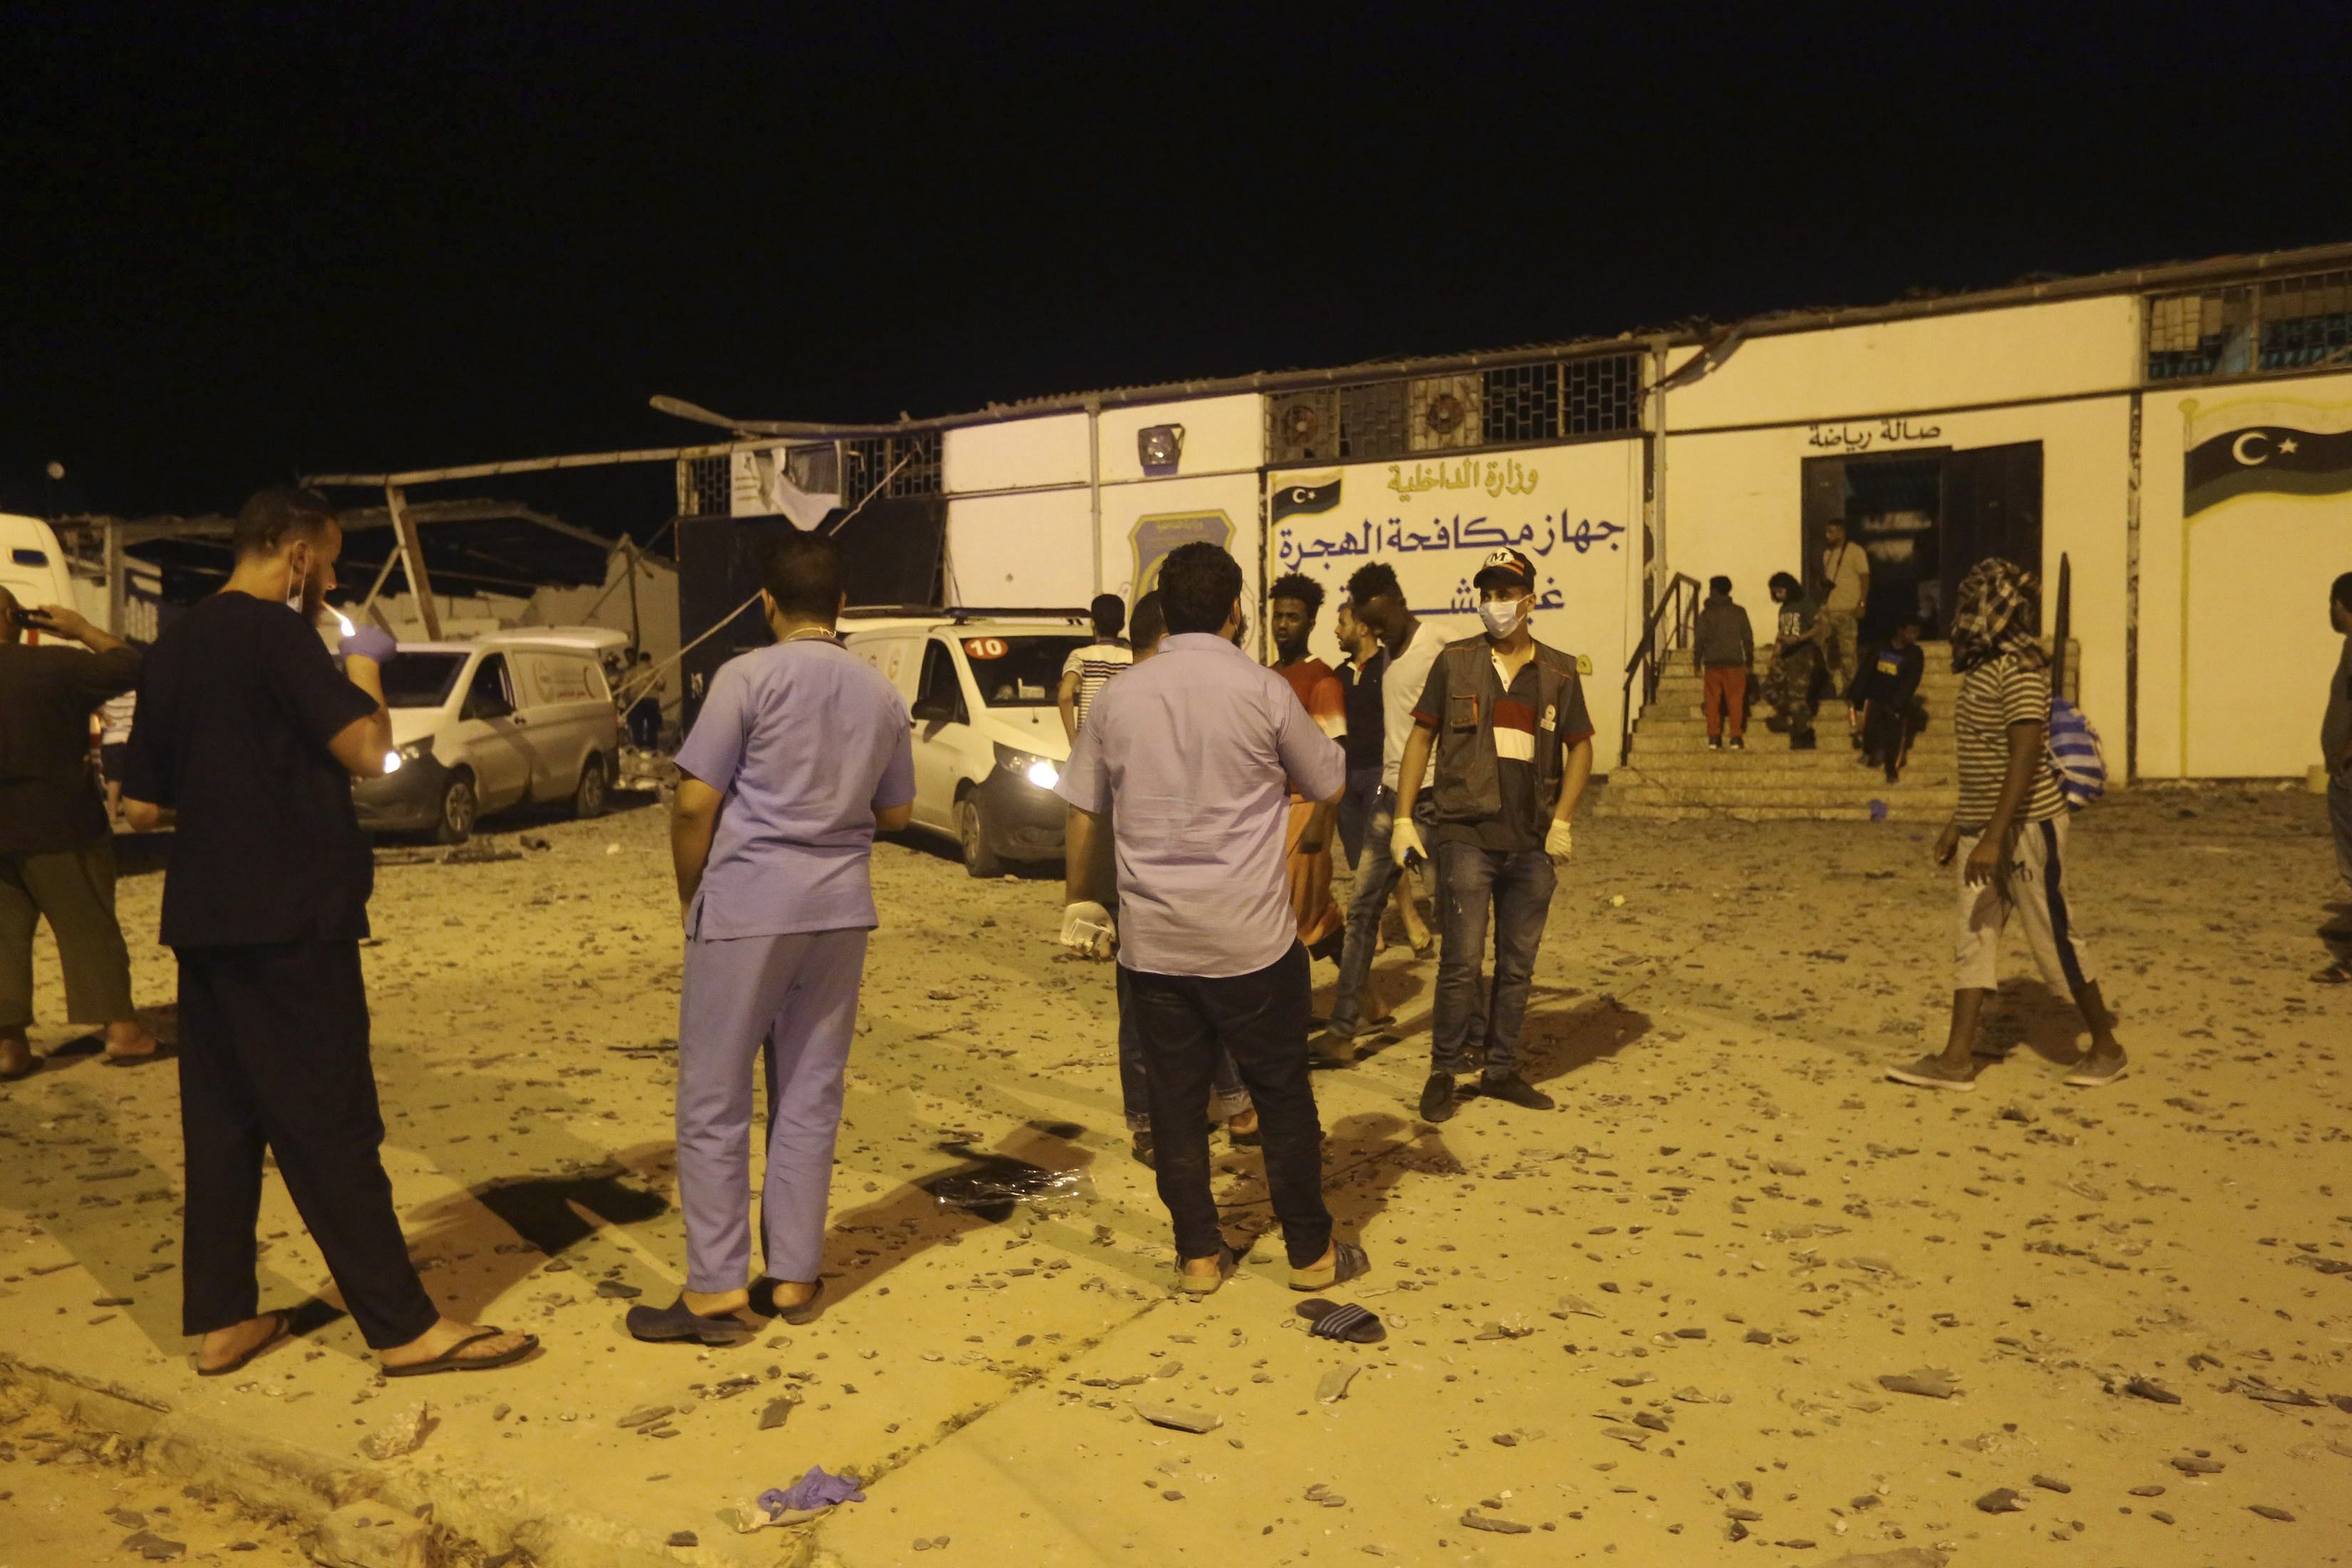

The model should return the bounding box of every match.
[2136,368,2352,778]
[1665,397,2135,768]
[1667,296,2140,431]
[943,413,1091,493]
[944,394,1269,617]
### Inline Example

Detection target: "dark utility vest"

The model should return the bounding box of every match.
[1429,638,1582,825]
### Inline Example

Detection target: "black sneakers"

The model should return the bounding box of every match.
[1480,1072,1556,1110]
[1418,1073,1457,1122]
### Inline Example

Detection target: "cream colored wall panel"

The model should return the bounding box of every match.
[947,489,1095,607]
[943,413,1091,495]
[1667,296,2141,432]
[1097,394,1264,484]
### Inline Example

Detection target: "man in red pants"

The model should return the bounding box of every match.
[1692,575,1755,751]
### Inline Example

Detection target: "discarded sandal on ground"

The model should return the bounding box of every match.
[749,1276,825,1325]
[1177,1244,1238,1297]
[384,1326,539,1375]
[626,1296,749,1346]
[1289,1240,1369,1293]
[195,1311,289,1378]
[1295,1298,1386,1343]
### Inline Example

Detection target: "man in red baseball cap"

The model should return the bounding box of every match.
[1388,547,1594,1123]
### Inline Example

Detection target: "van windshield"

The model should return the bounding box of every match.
[960,634,1090,708]
[380,652,468,709]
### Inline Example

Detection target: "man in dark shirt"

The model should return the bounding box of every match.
[0,589,153,1076]
[122,487,537,1380]
[1852,619,1926,783]
[1391,548,1594,1123]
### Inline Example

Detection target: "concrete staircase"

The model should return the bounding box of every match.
[1601,643,1962,822]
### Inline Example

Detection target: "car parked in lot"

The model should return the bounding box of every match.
[354,631,621,841]
[839,609,1091,876]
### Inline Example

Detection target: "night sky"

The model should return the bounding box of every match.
[6,4,2348,537]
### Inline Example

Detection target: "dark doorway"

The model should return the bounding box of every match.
[1800,441,2042,639]
[1940,442,2044,635]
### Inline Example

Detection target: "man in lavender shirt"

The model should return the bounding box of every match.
[630,532,915,1344]
[1055,542,1368,1297]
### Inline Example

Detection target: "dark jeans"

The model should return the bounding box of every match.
[1432,842,1557,1079]
[1128,944,1332,1268]
[1334,766,1383,870]
[177,942,438,1350]
[1115,964,1249,1133]
[1327,788,1437,1038]
[627,698,662,748]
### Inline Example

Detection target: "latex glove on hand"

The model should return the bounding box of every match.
[339,624,398,665]
[1389,817,1427,868]
[1545,818,1574,865]
[1059,900,1117,960]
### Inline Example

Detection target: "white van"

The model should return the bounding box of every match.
[840,610,1093,876]
[354,632,621,842]
[0,514,78,639]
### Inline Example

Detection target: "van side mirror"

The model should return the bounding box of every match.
[910,693,954,725]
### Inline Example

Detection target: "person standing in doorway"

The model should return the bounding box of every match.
[1820,517,1869,745]
[1267,573,1346,961]
[2314,573,2352,984]
[1390,548,1593,1122]
[1884,558,2127,1092]
[120,487,536,1377]
[1057,593,1133,742]
[1055,542,1363,1296]
[1061,592,1259,1167]
[1692,575,1754,751]
[641,531,916,1342]
[1762,571,1829,750]
[0,590,155,1078]
[1319,561,1448,1063]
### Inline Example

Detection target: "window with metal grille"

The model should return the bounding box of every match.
[678,454,731,517]
[2147,271,2352,380]
[842,434,944,505]
[1482,363,1559,444]
[1564,353,1644,435]
[1339,381,1410,460]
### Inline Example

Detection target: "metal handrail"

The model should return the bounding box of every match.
[1619,572,1703,766]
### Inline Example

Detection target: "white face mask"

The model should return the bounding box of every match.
[1478,597,1527,639]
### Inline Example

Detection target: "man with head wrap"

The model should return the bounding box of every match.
[1885,558,2127,1093]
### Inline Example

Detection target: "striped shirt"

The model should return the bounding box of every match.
[1954,653,2065,830]
[1063,640,1133,731]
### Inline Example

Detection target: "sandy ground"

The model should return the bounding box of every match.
[0,1381,314,1568]
[2,779,2349,1567]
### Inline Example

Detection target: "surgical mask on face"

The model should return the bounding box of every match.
[1478,597,1527,639]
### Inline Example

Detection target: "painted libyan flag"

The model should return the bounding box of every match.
[2184,397,2352,515]
[1270,473,1341,522]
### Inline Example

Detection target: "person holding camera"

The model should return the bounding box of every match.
[0,587,154,1078]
